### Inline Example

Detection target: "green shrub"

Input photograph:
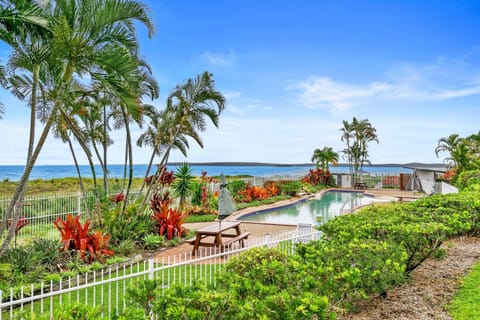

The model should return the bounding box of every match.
[295,239,407,309]
[228,180,246,199]
[114,239,137,256]
[455,170,480,191]
[103,202,155,244]
[0,247,40,274]
[278,180,302,196]
[14,303,103,320]
[142,234,165,250]
[32,238,63,272]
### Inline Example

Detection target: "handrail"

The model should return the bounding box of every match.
[339,199,350,214]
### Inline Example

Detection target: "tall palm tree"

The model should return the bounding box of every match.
[139,71,226,212]
[136,106,192,196]
[311,147,338,172]
[103,59,159,209]
[0,0,154,255]
[340,120,353,173]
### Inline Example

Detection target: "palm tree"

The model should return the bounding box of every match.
[136,106,193,196]
[0,0,155,255]
[340,120,354,173]
[435,134,462,167]
[139,71,226,212]
[350,117,378,172]
[311,147,338,172]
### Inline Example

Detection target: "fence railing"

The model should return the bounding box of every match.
[0,190,142,246]
[0,225,321,319]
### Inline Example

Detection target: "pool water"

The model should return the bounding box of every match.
[238,191,375,225]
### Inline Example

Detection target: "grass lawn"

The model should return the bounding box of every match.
[449,262,480,320]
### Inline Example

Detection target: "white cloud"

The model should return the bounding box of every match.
[200,50,236,67]
[287,57,480,113]
[224,91,242,99]
[287,77,391,112]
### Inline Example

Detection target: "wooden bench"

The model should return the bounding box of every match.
[354,182,368,190]
[186,231,251,255]
[221,232,250,249]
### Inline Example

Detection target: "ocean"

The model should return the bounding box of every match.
[0,164,412,181]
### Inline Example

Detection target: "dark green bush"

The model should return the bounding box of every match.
[32,238,64,272]
[228,180,246,199]
[278,180,302,196]
[103,202,155,244]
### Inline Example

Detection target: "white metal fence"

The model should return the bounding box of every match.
[0,173,401,246]
[0,226,320,319]
[0,190,142,246]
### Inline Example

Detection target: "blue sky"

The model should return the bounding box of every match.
[1,0,480,165]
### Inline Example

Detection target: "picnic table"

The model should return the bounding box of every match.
[186,221,250,255]
[353,182,368,190]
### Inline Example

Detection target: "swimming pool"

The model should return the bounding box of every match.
[238,191,375,225]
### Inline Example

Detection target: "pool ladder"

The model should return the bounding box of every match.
[339,199,350,214]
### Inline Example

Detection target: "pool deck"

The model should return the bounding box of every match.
[153,188,422,261]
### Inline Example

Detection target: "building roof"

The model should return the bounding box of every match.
[404,165,448,173]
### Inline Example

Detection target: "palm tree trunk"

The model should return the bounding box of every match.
[138,115,188,212]
[0,64,40,244]
[0,61,75,254]
[120,107,134,214]
[136,149,156,199]
[66,134,86,198]
[103,104,108,193]
[0,101,61,254]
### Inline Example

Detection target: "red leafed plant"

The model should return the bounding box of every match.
[302,168,332,186]
[9,216,30,247]
[264,181,280,197]
[53,214,113,263]
[86,231,114,263]
[238,184,269,202]
[8,216,30,233]
[150,191,185,240]
[109,192,126,204]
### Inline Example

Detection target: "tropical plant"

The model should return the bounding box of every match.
[142,234,166,250]
[140,71,226,212]
[53,214,114,263]
[32,238,63,272]
[340,117,379,173]
[152,206,185,240]
[277,180,302,196]
[150,191,185,240]
[435,132,480,175]
[0,0,155,255]
[302,168,334,186]
[103,202,155,245]
[172,163,194,211]
[311,146,338,172]
[136,106,190,196]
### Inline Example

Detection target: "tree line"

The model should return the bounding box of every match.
[0,0,226,255]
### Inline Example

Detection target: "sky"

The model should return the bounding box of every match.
[1,0,480,165]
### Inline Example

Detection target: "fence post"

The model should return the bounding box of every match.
[265,234,270,248]
[148,258,154,280]
[77,191,82,216]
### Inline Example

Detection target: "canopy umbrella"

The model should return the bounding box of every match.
[217,174,236,228]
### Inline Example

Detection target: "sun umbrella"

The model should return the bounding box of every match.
[217,174,236,227]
